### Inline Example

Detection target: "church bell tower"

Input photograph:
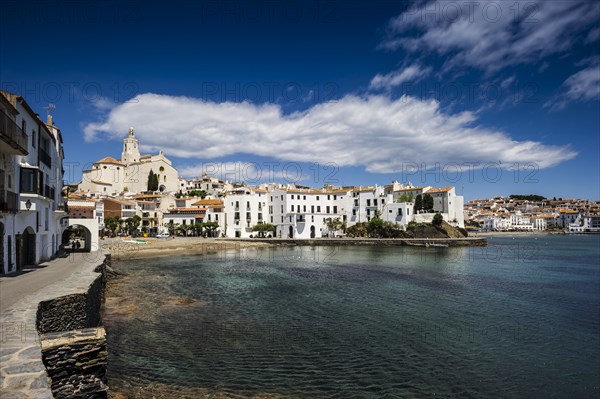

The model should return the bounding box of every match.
[121,127,141,164]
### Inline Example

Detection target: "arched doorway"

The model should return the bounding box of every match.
[310,225,315,238]
[288,226,294,238]
[62,224,93,252]
[16,226,36,270]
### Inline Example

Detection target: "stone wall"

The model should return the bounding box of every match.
[36,255,111,399]
[40,328,108,399]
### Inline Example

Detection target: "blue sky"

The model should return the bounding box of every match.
[1,0,598,200]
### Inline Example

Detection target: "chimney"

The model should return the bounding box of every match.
[47,114,53,125]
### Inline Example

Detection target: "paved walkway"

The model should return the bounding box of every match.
[0,252,106,399]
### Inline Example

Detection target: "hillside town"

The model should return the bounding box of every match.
[465,196,600,233]
[68,125,465,240]
[1,91,598,275]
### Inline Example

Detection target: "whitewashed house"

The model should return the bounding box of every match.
[0,91,66,273]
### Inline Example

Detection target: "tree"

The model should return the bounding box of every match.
[432,213,443,226]
[203,221,220,237]
[251,222,275,238]
[104,216,122,236]
[325,217,344,237]
[367,217,384,237]
[423,194,434,211]
[166,221,177,235]
[414,194,423,211]
[347,222,368,237]
[147,170,159,192]
[124,215,141,235]
[397,192,414,203]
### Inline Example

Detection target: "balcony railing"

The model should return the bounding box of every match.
[0,190,19,213]
[39,148,52,167]
[0,109,28,155]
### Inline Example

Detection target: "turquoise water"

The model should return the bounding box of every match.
[105,235,600,398]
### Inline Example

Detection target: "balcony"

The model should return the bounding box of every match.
[39,148,52,167]
[0,109,28,155]
[0,190,19,213]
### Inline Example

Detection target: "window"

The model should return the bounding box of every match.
[22,120,27,138]
[32,129,36,147]
[291,195,294,199]
[374,199,378,206]
[367,199,371,206]
[316,196,319,201]
[327,195,330,200]
[281,205,283,212]
[20,168,38,193]
[317,206,321,212]
[333,206,337,213]
[291,205,295,211]
[303,205,306,212]
[311,205,314,213]
[303,195,306,200]
[326,206,330,213]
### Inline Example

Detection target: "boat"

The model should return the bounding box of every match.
[428,242,449,248]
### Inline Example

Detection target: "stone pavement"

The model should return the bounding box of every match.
[0,251,106,399]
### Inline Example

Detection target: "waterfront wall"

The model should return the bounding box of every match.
[223,237,488,247]
[36,255,111,399]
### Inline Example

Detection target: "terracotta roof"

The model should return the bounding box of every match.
[192,199,224,206]
[95,157,123,165]
[426,186,454,194]
[559,209,580,214]
[167,207,207,212]
[103,198,136,205]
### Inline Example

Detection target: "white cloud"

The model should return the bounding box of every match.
[370,64,432,90]
[382,1,599,73]
[83,93,576,173]
[545,58,600,110]
[176,161,311,183]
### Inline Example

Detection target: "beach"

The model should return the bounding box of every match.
[100,237,274,260]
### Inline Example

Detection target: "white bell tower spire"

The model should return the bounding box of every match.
[121,127,141,164]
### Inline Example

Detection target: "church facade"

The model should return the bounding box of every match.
[79,128,179,196]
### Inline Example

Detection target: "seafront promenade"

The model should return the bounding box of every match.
[0,252,106,399]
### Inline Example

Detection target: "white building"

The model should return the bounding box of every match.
[1,91,66,273]
[224,187,268,238]
[268,187,350,238]
[79,128,179,196]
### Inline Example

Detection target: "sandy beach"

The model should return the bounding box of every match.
[101,237,274,260]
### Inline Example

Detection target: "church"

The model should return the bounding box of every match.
[78,128,179,196]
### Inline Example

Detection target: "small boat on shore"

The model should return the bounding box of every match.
[427,242,449,248]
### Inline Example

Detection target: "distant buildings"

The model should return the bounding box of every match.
[466,196,600,233]
[0,91,67,273]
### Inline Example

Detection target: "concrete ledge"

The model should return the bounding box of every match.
[218,237,488,247]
